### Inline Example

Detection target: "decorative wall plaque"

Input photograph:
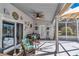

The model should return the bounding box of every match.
[3,8,10,15]
[30,24,32,28]
[12,12,19,20]
[20,16,23,20]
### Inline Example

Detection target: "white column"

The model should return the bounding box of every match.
[65,19,67,40]
[76,19,78,41]
[13,23,17,56]
[55,17,59,53]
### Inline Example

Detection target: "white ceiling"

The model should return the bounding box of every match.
[12,3,61,22]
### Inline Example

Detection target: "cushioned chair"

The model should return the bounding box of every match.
[21,37,36,56]
[22,37,34,51]
[22,34,39,51]
[31,34,40,49]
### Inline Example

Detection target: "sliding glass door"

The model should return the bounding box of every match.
[2,21,15,49]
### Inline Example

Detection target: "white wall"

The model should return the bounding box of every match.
[0,3,34,51]
[35,20,54,39]
[0,3,34,37]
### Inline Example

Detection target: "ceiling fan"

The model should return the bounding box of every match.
[25,9,44,20]
[33,12,44,20]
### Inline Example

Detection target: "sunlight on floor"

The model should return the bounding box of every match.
[35,40,79,56]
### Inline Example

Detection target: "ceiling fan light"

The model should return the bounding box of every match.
[36,17,40,19]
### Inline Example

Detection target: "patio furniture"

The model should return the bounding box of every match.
[21,36,35,56]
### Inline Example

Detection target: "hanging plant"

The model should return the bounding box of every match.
[12,12,19,20]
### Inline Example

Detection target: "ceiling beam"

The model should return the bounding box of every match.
[51,3,63,23]
[51,3,72,23]
[58,3,72,16]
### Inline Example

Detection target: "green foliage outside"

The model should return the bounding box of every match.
[60,27,74,35]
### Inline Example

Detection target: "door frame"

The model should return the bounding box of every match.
[16,22,23,44]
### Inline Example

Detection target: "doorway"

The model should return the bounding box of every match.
[16,23,23,44]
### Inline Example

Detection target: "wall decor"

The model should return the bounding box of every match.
[12,12,19,20]
[3,8,10,15]
[30,24,32,28]
[35,26,38,30]
[20,16,23,20]
[46,27,49,30]
[24,22,28,30]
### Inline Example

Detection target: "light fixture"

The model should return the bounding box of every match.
[34,12,43,20]
[36,17,40,19]
[71,13,77,17]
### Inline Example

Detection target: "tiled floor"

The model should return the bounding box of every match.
[35,40,55,56]
[59,41,79,56]
[35,40,79,56]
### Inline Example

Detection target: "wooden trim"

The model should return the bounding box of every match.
[59,3,72,16]
[61,12,79,19]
